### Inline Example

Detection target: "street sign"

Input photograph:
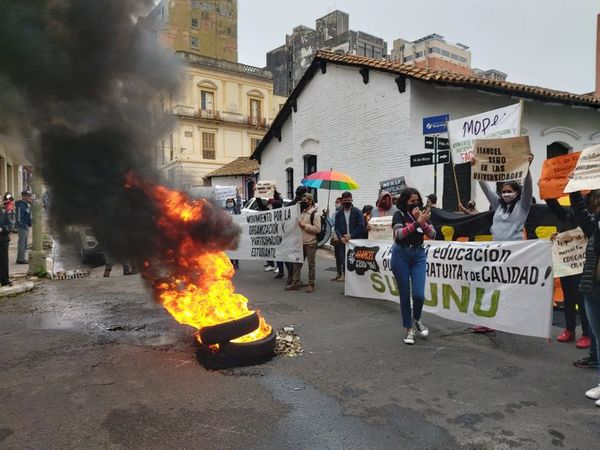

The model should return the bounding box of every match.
[422,114,450,135]
[436,150,450,164]
[437,138,450,150]
[410,152,434,167]
[424,136,435,149]
[379,176,407,195]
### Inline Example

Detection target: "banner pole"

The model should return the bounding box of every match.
[518,98,524,137]
[446,120,462,208]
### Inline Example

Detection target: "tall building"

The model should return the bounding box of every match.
[266,10,387,96]
[150,0,238,62]
[472,68,508,82]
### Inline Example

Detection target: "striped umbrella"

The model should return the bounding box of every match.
[301,170,360,191]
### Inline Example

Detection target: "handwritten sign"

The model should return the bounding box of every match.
[379,177,407,196]
[472,136,530,182]
[552,228,587,277]
[368,217,393,240]
[213,186,237,207]
[448,103,522,163]
[255,180,275,198]
[564,145,600,193]
[538,152,581,199]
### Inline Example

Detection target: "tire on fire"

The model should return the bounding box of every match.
[198,312,260,345]
[220,329,277,359]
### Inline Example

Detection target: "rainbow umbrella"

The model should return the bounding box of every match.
[301,170,360,191]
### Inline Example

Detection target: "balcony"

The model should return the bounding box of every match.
[173,106,272,130]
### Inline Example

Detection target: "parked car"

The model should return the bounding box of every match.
[72,226,104,263]
[241,197,292,214]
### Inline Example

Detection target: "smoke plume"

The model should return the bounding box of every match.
[0,0,239,267]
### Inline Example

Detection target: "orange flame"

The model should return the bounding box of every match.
[128,174,272,343]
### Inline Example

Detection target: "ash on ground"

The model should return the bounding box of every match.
[275,325,303,357]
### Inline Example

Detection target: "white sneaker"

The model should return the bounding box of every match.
[585,384,600,400]
[414,319,429,337]
[264,266,275,272]
[596,399,600,407]
[404,329,415,345]
[274,268,280,274]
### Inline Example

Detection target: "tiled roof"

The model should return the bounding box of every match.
[205,157,259,178]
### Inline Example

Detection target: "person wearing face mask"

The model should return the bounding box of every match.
[329,198,345,281]
[390,188,436,345]
[284,185,309,286]
[371,191,398,218]
[334,192,366,282]
[224,196,240,270]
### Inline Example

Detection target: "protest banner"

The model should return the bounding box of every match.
[448,103,522,163]
[226,205,303,262]
[472,136,530,183]
[345,239,553,338]
[379,177,407,196]
[213,186,238,207]
[552,228,587,278]
[368,217,393,241]
[564,145,600,193]
[538,152,581,199]
[255,180,276,198]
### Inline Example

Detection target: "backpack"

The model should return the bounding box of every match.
[310,210,327,242]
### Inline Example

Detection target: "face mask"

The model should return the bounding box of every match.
[343,201,352,209]
[335,203,341,210]
[300,201,308,210]
[502,193,516,203]
[226,202,234,208]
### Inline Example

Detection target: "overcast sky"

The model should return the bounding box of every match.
[238,0,600,94]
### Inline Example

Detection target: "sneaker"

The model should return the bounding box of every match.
[404,329,415,345]
[103,269,111,278]
[585,384,600,400]
[284,283,301,291]
[331,274,341,281]
[414,319,429,337]
[576,335,592,349]
[264,266,275,272]
[557,329,575,343]
[337,275,345,282]
[274,268,280,274]
[274,273,284,279]
[305,285,314,293]
[596,399,600,407]
[573,357,598,369]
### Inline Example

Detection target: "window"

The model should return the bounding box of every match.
[451,53,460,61]
[202,132,216,159]
[303,155,318,202]
[184,131,193,138]
[200,90,214,112]
[415,51,423,58]
[190,37,199,49]
[459,56,467,63]
[441,49,450,57]
[249,99,261,121]
[286,168,294,200]
[403,55,413,62]
[191,18,199,28]
[169,133,174,161]
[251,138,261,150]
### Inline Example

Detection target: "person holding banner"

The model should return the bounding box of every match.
[390,188,436,345]
[334,192,366,282]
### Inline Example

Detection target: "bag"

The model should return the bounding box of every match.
[310,210,327,242]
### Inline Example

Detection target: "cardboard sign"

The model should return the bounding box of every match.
[448,103,522,163]
[255,180,275,198]
[538,152,581,199]
[367,217,393,241]
[564,145,600,193]
[213,186,238,207]
[552,228,587,278]
[472,136,530,182]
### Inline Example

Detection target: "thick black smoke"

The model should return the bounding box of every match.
[0,0,239,266]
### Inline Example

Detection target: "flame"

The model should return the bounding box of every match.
[128,174,272,343]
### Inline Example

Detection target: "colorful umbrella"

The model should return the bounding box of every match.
[301,170,360,191]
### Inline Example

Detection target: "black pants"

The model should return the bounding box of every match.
[334,242,345,275]
[0,239,9,285]
[560,274,590,335]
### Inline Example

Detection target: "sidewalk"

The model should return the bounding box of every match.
[0,232,42,296]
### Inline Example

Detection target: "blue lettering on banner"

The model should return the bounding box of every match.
[423,114,450,135]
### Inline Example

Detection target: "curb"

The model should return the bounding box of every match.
[0,281,35,298]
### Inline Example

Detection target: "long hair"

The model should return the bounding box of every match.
[499,181,522,214]
[397,188,423,213]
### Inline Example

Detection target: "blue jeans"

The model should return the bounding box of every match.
[390,244,427,329]
[584,292,600,371]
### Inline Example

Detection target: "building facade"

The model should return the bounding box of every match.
[149,0,238,63]
[0,139,28,196]
[266,10,387,96]
[253,51,600,212]
[156,52,286,188]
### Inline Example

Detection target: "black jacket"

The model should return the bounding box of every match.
[569,192,600,293]
[0,210,11,243]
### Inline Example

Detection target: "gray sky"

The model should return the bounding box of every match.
[238,0,600,94]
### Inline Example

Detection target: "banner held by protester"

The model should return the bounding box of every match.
[564,145,600,193]
[472,136,530,183]
[227,205,303,262]
[538,152,581,199]
[345,239,553,338]
[552,228,587,278]
[368,217,393,240]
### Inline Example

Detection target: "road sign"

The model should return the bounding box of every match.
[424,136,435,149]
[436,150,450,164]
[422,114,450,135]
[437,138,450,150]
[410,152,434,167]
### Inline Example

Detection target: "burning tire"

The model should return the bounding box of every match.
[198,312,260,345]
[220,329,277,359]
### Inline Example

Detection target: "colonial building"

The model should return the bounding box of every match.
[155,52,286,188]
[0,138,28,195]
[205,156,259,200]
[252,51,600,211]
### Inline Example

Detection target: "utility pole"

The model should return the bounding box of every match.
[28,170,46,276]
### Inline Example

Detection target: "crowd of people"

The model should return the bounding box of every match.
[0,190,33,287]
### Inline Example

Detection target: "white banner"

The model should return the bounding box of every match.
[368,217,393,241]
[345,239,553,338]
[213,186,238,207]
[448,103,522,164]
[552,228,587,277]
[226,205,303,262]
[564,145,600,193]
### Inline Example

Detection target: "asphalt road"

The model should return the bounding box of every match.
[1,249,599,449]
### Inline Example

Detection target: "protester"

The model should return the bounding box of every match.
[285,185,309,286]
[371,191,398,218]
[334,191,365,282]
[271,191,285,279]
[426,194,438,209]
[3,192,15,232]
[458,200,478,215]
[570,189,600,406]
[390,188,436,345]
[361,205,373,238]
[104,256,134,277]
[0,206,12,286]
[224,196,241,270]
[546,197,591,349]
[330,197,345,282]
[286,193,320,293]
[15,190,32,264]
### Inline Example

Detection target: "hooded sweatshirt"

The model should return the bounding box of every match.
[371,191,398,218]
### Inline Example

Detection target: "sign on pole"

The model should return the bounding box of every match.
[410,152,434,167]
[447,103,522,163]
[422,114,450,135]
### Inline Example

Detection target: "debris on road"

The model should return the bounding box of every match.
[275,325,303,357]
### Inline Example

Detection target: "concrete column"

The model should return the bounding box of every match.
[6,164,13,194]
[28,171,46,275]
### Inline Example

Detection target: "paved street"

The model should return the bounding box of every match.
[1,249,599,449]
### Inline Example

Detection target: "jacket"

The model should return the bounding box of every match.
[15,199,32,229]
[0,209,11,243]
[570,191,600,293]
[299,205,321,244]
[335,206,365,240]
[371,191,398,218]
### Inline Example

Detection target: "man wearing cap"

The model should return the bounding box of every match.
[286,192,320,293]
[15,191,32,264]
